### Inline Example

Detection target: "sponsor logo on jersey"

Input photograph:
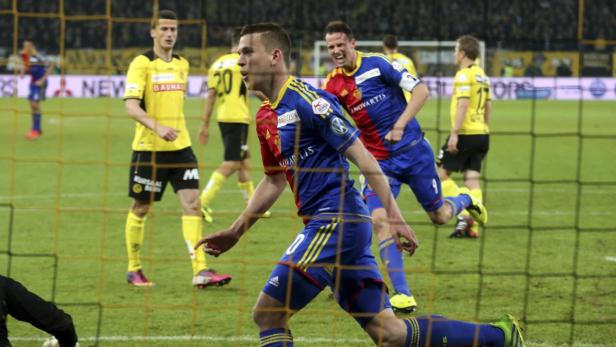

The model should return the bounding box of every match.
[349,93,387,114]
[277,110,300,128]
[152,83,184,92]
[355,68,381,85]
[311,98,331,115]
[152,73,176,82]
[330,116,349,135]
[392,61,405,72]
[278,146,315,168]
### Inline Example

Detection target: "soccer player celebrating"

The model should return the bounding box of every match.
[20,39,52,140]
[438,35,492,239]
[196,22,524,347]
[199,28,270,223]
[323,21,487,313]
[122,9,231,288]
[383,34,417,102]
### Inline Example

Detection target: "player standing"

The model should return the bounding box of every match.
[198,28,270,223]
[20,39,52,140]
[383,34,417,102]
[323,21,487,313]
[437,35,492,239]
[196,22,523,347]
[122,9,231,288]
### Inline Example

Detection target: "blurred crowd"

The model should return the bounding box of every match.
[0,0,614,55]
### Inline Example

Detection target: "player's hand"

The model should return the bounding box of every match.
[154,124,178,141]
[34,79,44,86]
[384,127,404,144]
[447,134,459,154]
[199,126,209,146]
[194,229,240,257]
[388,216,419,256]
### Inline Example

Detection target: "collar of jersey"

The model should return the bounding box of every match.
[343,51,363,76]
[270,76,294,109]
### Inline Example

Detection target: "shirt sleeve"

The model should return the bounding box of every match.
[123,56,147,100]
[207,60,218,90]
[379,56,421,93]
[453,70,471,99]
[302,92,359,153]
[256,108,284,176]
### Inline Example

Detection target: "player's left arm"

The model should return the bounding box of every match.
[380,59,429,142]
[35,59,55,86]
[447,97,469,154]
[344,139,418,255]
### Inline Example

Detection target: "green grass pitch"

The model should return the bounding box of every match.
[0,96,615,346]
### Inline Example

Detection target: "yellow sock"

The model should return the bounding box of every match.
[125,211,146,272]
[441,178,460,198]
[182,215,207,275]
[200,171,227,207]
[237,180,255,203]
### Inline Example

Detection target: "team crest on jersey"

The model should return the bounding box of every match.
[340,89,348,97]
[353,88,362,100]
[311,98,331,115]
[330,116,349,135]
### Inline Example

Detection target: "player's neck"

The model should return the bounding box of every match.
[460,58,474,69]
[264,72,291,102]
[343,51,358,72]
[153,45,173,62]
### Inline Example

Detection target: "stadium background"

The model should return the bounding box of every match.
[0,0,615,346]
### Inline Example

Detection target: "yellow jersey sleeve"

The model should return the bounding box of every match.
[124,55,148,99]
[450,66,490,135]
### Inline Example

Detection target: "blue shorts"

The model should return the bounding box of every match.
[28,85,44,102]
[362,138,443,213]
[262,215,391,328]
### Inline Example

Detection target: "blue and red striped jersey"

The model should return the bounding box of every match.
[256,77,368,219]
[324,51,424,160]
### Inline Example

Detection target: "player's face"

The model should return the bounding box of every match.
[325,32,356,69]
[22,40,34,54]
[151,19,178,51]
[454,43,463,65]
[237,33,272,92]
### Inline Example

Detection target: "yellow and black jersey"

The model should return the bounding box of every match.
[451,64,491,135]
[123,50,191,151]
[208,53,250,124]
[386,52,417,102]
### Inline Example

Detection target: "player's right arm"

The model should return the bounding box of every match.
[484,100,492,125]
[195,172,287,256]
[123,56,177,141]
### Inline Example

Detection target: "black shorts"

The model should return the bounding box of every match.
[219,122,249,161]
[128,147,199,202]
[437,134,489,173]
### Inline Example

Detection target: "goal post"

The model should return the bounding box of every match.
[313,40,486,78]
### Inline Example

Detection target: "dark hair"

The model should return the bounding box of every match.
[231,27,242,47]
[240,23,291,65]
[457,35,480,60]
[383,34,398,49]
[324,21,353,39]
[151,9,177,29]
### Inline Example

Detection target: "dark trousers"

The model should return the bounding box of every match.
[0,275,77,347]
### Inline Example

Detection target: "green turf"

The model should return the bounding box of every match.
[0,96,615,346]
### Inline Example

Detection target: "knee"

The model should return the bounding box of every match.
[252,305,286,330]
[184,196,200,215]
[428,210,448,225]
[131,201,150,217]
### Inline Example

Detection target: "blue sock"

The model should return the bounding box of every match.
[32,113,41,131]
[405,315,505,347]
[378,238,411,296]
[444,194,472,215]
[259,328,293,347]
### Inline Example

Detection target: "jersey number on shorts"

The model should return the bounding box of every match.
[286,234,305,255]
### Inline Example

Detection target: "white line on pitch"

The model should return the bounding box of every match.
[605,256,616,262]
